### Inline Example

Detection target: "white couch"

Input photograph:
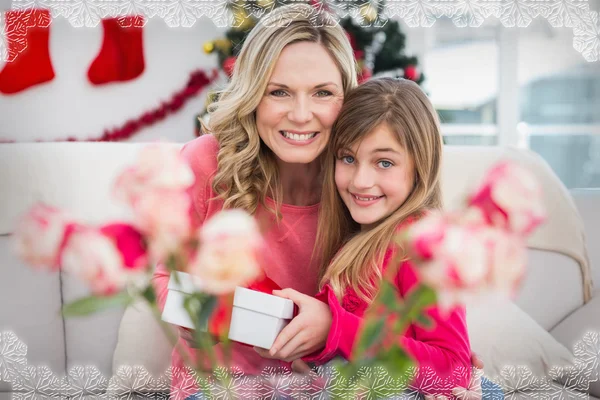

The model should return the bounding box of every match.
[0,142,599,399]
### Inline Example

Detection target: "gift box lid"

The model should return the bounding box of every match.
[233,286,294,319]
[167,271,203,294]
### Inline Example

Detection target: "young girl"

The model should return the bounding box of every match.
[261,77,473,397]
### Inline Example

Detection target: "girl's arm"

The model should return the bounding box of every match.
[303,260,472,397]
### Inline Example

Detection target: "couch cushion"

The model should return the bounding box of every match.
[0,235,66,392]
[62,271,126,381]
[467,299,574,389]
[570,189,600,293]
[0,142,160,234]
[515,249,585,331]
[112,299,174,377]
[550,294,600,398]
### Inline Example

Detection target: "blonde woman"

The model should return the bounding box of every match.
[152,4,356,398]
[152,4,483,399]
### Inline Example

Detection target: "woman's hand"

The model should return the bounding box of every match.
[254,288,332,362]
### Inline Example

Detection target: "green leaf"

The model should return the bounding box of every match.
[198,295,217,328]
[355,318,385,357]
[376,345,414,381]
[377,280,400,308]
[183,295,202,327]
[141,285,156,304]
[415,313,434,329]
[62,292,132,318]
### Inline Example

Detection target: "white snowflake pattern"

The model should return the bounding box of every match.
[547,363,591,398]
[572,331,600,383]
[495,365,545,400]
[0,331,28,382]
[166,366,205,400]
[0,11,8,63]
[256,366,294,399]
[205,366,255,399]
[407,365,449,395]
[573,10,600,62]
[448,0,495,28]
[3,330,600,398]
[302,363,349,399]
[353,365,403,399]
[108,365,157,399]
[66,365,108,398]
[539,0,591,28]
[384,0,447,28]
[11,365,66,398]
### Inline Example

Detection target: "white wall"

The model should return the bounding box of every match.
[0,17,226,143]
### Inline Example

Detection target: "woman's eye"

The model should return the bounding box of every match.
[316,90,333,97]
[378,160,393,169]
[341,155,355,164]
[270,90,287,97]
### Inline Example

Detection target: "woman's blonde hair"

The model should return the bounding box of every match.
[317,77,444,302]
[203,4,358,216]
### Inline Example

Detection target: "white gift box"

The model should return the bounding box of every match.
[161,271,206,330]
[228,286,295,349]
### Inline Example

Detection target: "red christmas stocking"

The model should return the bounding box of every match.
[87,16,145,85]
[0,9,55,95]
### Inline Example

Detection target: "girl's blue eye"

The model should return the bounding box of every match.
[341,155,355,164]
[316,90,333,97]
[378,160,393,169]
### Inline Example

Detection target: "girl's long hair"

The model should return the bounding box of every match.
[202,4,358,217]
[316,77,444,302]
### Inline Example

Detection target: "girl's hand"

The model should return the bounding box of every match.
[179,327,199,348]
[254,288,332,362]
[178,327,215,348]
[449,353,485,400]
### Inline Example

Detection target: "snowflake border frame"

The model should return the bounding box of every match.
[1,330,600,399]
[0,0,598,63]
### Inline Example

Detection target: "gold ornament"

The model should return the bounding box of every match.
[203,41,215,54]
[232,8,254,31]
[360,3,378,23]
[257,0,272,7]
[213,38,233,54]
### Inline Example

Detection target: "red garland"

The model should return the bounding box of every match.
[0,68,219,143]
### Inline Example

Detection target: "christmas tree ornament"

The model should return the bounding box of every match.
[87,15,145,86]
[222,56,237,77]
[404,65,420,81]
[358,66,372,84]
[231,8,254,31]
[203,41,215,54]
[0,8,55,95]
[360,3,378,23]
[257,0,273,7]
[213,39,233,54]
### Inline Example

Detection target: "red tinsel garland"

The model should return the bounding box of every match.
[0,68,218,143]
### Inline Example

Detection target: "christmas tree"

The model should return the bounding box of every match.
[197,0,424,134]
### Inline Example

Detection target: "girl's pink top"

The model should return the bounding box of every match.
[151,134,321,399]
[303,221,472,397]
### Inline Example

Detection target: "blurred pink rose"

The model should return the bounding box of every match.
[12,204,75,270]
[188,210,263,295]
[60,223,149,296]
[407,217,527,312]
[468,161,545,236]
[113,143,194,205]
[134,189,193,261]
